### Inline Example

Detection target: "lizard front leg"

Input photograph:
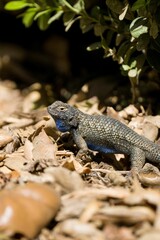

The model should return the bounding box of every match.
[71,129,92,161]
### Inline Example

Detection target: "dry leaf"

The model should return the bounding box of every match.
[24,129,58,171]
[3,117,33,129]
[80,200,103,222]
[0,166,12,174]
[56,187,131,221]
[104,223,136,240]
[139,173,160,187]
[0,131,13,148]
[54,219,105,240]
[138,230,160,240]
[142,122,158,142]
[124,188,160,206]
[24,138,33,162]
[107,171,127,186]
[0,81,22,119]
[45,166,85,193]
[107,107,126,123]
[44,117,60,139]
[128,116,144,129]
[0,182,60,238]
[145,116,160,128]
[122,105,139,117]
[95,205,155,224]
[4,155,26,172]
[32,129,58,166]
[61,157,91,174]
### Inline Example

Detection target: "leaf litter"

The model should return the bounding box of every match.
[0,80,160,239]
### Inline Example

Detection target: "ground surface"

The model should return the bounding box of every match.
[0,78,160,240]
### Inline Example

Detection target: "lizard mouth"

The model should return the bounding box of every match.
[47,105,52,113]
[47,106,59,119]
[47,105,56,115]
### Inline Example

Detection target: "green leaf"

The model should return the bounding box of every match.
[131,0,146,11]
[130,60,137,68]
[63,11,75,26]
[60,0,79,14]
[22,8,37,27]
[94,24,106,36]
[34,9,51,21]
[135,54,145,70]
[5,1,32,10]
[104,47,116,58]
[48,10,63,24]
[101,36,109,49]
[80,18,93,33]
[122,64,130,71]
[38,12,50,30]
[105,30,114,46]
[122,60,137,72]
[130,17,148,38]
[91,6,101,20]
[106,0,123,15]
[63,10,80,31]
[136,33,149,51]
[128,68,137,78]
[119,3,129,21]
[124,45,136,64]
[73,0,85,13]
[86,42,101,51]
[66,17,80,31]
[117,41,130,63]
[149,19,159,39]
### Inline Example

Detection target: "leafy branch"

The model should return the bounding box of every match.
[4,0,160,98]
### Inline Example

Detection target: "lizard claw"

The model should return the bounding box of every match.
[76,149,93,162]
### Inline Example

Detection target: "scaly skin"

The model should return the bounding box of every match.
[47,101,160,172]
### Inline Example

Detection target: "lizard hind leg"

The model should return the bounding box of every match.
[130,147,146,173]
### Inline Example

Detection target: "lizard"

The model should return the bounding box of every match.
[47,101,160,172]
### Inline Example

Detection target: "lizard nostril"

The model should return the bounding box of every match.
[47,106,52,112]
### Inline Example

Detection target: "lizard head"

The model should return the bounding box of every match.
[47,101,79,132]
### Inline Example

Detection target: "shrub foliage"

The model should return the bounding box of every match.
[4,0,160,87]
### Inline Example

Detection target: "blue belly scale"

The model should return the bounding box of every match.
[87,142,118,153]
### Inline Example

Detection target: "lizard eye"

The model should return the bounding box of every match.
[59,106,66,111]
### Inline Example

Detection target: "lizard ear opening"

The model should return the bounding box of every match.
[68,116,78,127]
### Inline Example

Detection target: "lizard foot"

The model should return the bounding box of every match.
[76,149,93,163]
